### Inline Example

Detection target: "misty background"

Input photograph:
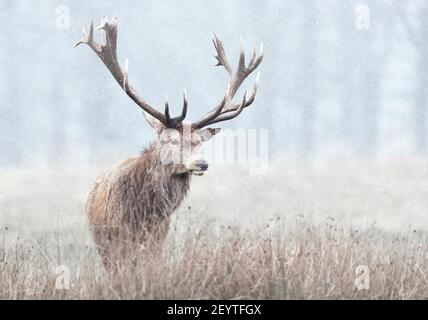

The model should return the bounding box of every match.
[1,0,427,168]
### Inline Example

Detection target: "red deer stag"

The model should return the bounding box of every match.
[75,17,263,269]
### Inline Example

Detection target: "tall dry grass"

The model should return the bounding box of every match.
[0,212,427,299]
[0,158,428,299]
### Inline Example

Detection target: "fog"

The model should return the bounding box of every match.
[0,1,427,234]
[0,0,426,167]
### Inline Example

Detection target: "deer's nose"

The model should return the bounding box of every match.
[195,159,208,171]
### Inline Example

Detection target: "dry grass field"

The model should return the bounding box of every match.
[0,158,428,299]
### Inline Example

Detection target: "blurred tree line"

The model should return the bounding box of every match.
[0,0,426,167]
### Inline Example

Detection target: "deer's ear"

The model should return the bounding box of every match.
[144,112,164,133]
[199,128,222,141]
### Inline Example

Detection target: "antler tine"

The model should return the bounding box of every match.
[213,34,232,77]
[164,95,171,124]
[204,91,248,126]
[123,57,129,89]
[190,84,229,129]
[219,72,260,115]
[238,37,246,70]
[177,90,188,121]
[228,40,263,99]
[75,17,188,128]
[163,91,188,127]
[74,20,100,51]
[248,45,257,67]
[191,36,263,129]
[249,43,264,72]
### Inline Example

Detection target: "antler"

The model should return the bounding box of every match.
[74,17,188,128]
[191,34,263,129]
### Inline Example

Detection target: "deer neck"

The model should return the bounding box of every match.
[136,142,191,212]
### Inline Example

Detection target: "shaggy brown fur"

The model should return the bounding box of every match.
[86,142,191,270]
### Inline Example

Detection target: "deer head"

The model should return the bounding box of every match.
[75,17,263,176]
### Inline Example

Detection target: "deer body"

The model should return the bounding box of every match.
[86,144,190,266]
[86,144,191,238]
[76,17,263,269]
